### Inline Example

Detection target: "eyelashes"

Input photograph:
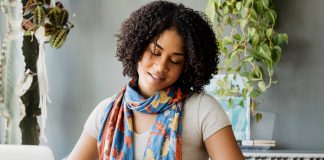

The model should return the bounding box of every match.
[149,50,182,64]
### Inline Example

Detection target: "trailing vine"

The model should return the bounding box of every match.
[206,0,288,119]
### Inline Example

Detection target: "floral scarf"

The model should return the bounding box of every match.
[97,80,187,160]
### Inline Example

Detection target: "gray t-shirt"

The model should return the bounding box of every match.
[84,92,231,160]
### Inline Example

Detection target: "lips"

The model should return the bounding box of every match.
[148,72,166,81]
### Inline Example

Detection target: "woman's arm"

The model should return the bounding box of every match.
[204,126,244,160]
[67,132,98,160]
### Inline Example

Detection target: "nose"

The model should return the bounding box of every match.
[154,57,169,74]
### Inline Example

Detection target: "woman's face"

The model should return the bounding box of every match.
[137,29,185,97]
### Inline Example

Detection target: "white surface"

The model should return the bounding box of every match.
[0,145,55,160]
[243,150,324,158]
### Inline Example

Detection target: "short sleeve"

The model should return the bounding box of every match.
[198,93,231,141]
[83,97,113,138]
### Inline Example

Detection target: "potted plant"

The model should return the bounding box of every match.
[205,0,288,121]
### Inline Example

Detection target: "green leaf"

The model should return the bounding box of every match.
[239,100,245,108]
[229,51,237,60]
[252,47,263,61]
[240,19,247,29]
[272,45,282,64]
[44,23,58,36]
[24,31,33,36]
[281,33,289,44]
[50,29,69,49]
[243,0,252,7]
[233,34,241,41]
[240,72,250,78]
[33,5,45,26]
[248,27,256,39]
[256,112,263,122]
[225,0,234,6]
[228,98,234,108]
[266,28,273,38]
[251,33,260,46]
[245,81,253,92]
[223,36,233,45]
[240,7,249,18]
[264,59,274,70]
[259,43,272,61]
[220,45,228,55]
[266,9,277,24]
[243,55,254,62]
[205,0,216,24]
[273,33,289,45]
[57,9,69,27]
[214,0,221,8]
[226,67,233,72]
[217,16,223,23]
[48,6,62,26]
[252,66,262,79]
[235,66,241,72]
[242,88,248,98]
[216,79,226,88]
[261,0,269,9]
[227,17,233,25]
[258,81,267,92]
[224,5,229,14]
[248,8,258,24]
[255,0,264,13]
[236,2,242,11]
[250,89,261,98]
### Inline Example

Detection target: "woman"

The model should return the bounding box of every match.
[68,1,244,160]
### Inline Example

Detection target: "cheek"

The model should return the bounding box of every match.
[138,56,153,70]
[137,59,150,76]
[137,61,144,75]
[170,66,184,79]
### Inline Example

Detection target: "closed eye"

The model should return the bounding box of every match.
[170,59,181,64]
[150,50,160,56]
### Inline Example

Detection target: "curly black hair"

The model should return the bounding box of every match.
[115,0,219,92]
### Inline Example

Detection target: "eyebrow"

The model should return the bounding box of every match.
[153,41,184,56]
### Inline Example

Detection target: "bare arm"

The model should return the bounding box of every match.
[204,126,244,160]
[67,132,98,160]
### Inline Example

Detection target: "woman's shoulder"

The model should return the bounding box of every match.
[87,94,118,125]
[83,94,117,138]
[183,91,231,141]
[94,94,118,112]
[185,91,221,110]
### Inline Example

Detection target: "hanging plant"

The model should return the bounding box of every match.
[206,0,288,120]
[20,0,73,144]
[22,0,73,48]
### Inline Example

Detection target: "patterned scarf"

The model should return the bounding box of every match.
[97,80,187,160]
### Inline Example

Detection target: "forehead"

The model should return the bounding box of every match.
[153,29,184,52]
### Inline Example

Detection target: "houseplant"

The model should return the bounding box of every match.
[205,0,288,121]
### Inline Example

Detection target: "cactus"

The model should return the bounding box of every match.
[0,0,25,144]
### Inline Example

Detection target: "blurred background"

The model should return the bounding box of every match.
[1,0,324,159]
